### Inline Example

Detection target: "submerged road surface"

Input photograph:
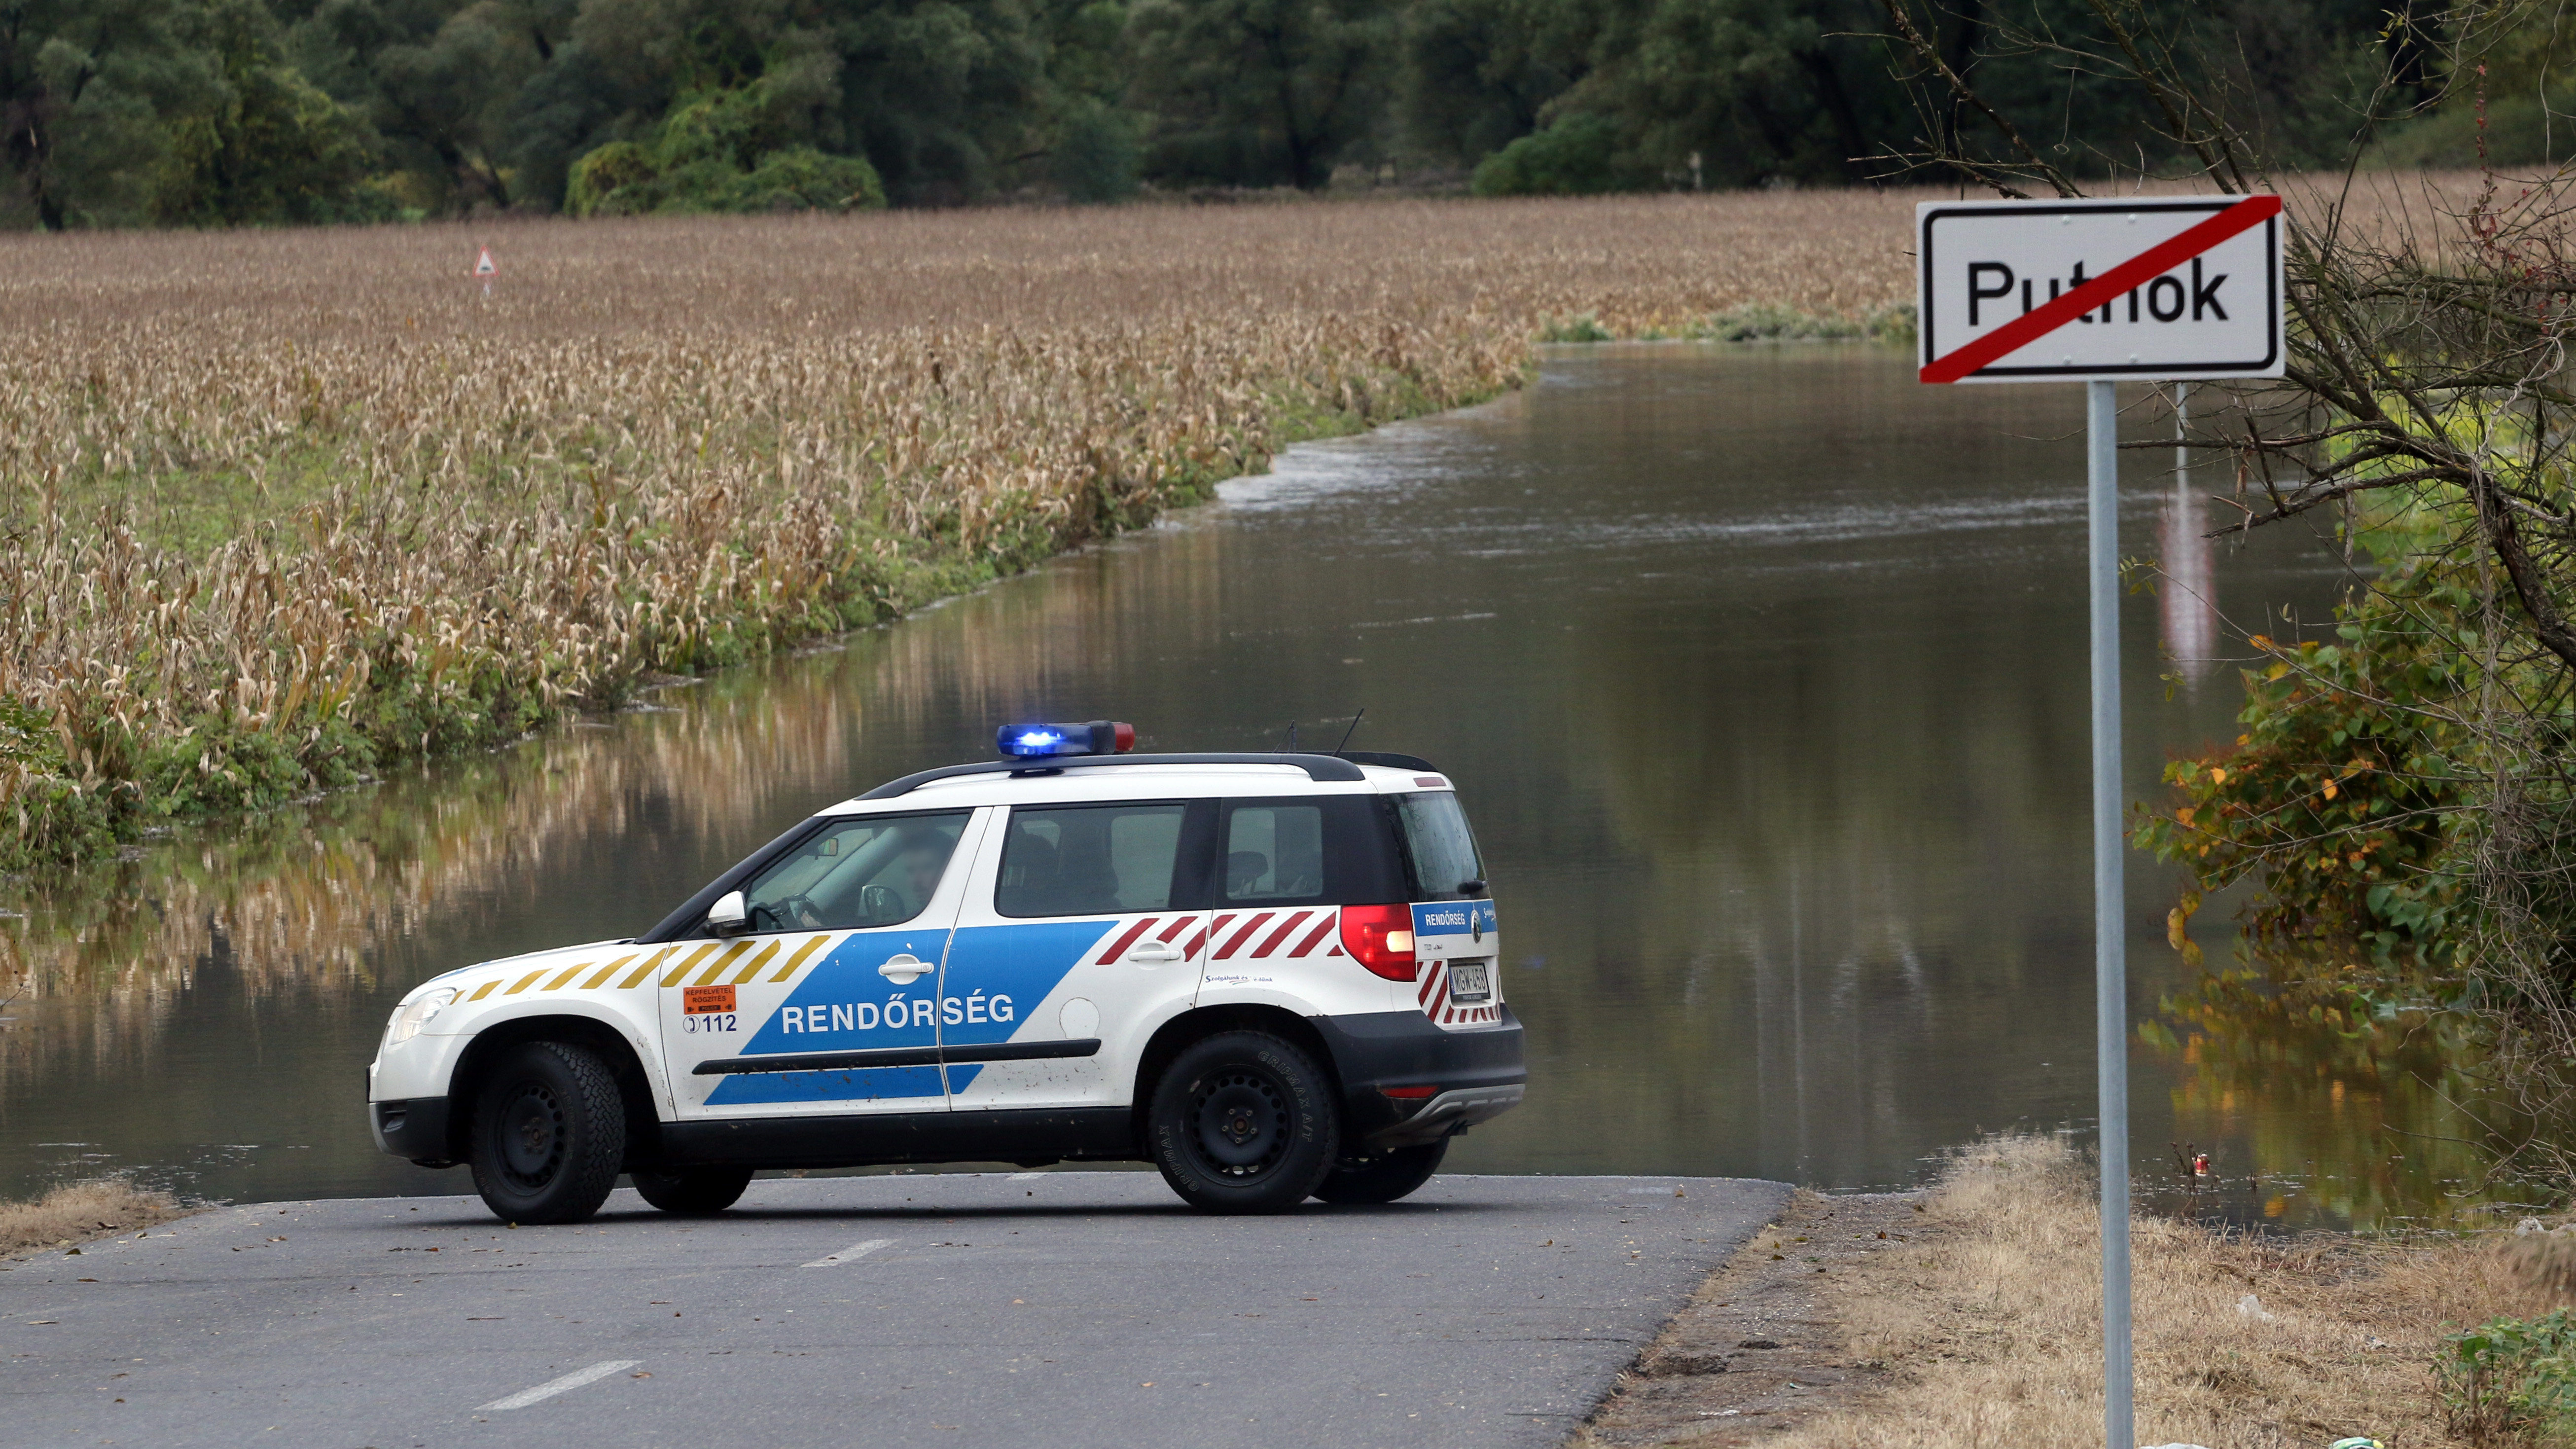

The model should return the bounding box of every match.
[3,1172,1787,1449]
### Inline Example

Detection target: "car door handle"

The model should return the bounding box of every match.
[1125,941,1183,964]
[877,954,931,982]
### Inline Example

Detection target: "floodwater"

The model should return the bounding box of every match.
[0,346,2496,1228]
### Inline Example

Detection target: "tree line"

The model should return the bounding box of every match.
[0,0,2476,226]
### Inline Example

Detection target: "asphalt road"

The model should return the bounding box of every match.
[3,1171,1790,1449]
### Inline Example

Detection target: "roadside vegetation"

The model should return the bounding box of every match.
[0,193,1924,874]
[1759,1136,2559,1449]
[0,1178,187,1260]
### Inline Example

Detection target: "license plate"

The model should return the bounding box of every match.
[1448,961,1490,1003]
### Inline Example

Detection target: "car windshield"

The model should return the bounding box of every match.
[739,811,970,932]
[1392,792,1483,900]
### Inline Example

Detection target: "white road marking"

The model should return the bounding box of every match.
[802,1237,895,1268]
[475,1360,643,1412]
[1006,1172,1048,1181]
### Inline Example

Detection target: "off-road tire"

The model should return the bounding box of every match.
[1148,1030,1338,1214]
[466,1041,626,1225]
[630,1166,754,1215]
[1313,1138,1448,1205]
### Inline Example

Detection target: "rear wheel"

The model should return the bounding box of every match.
[1313,1138,1448,1205]
[466,1041,626,1225]
[1148,1031,1338,1214]
[630,1166,754,1215]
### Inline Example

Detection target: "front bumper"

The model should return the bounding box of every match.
[1312,1006,1527,1149]
[370,1095,456,1166]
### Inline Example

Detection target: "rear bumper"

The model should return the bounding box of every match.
[370,1095,456,1166]
[1311,1006,1527,1149]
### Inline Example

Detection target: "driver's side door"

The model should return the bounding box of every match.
[658,807,989,1121]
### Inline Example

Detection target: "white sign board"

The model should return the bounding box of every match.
[1916,195,2284,384]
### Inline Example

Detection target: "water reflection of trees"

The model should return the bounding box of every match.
[0,664,863,1100]
[2141,971,2526,1228]
[1494,571,2102,1188]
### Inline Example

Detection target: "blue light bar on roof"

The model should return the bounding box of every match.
[996,720,1136,759]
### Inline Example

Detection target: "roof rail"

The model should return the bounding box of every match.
[858,752,1370,800]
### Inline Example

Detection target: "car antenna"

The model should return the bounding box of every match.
[1286,721,1298,752]
[1331,708,1366,757]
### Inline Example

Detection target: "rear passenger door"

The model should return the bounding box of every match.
[939,799,1215,1112]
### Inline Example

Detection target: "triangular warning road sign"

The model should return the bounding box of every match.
[473,247,497,277]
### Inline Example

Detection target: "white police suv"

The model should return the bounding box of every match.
[367,723,1526,1221]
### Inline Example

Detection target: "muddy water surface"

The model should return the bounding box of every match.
[0,346,2485,1227]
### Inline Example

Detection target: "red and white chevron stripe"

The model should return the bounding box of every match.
[1415,959,1499,1027]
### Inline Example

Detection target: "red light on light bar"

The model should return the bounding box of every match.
[1112,721,1135,753]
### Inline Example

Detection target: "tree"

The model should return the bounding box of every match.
[1125,0,1395,188]
[154,0,382,223]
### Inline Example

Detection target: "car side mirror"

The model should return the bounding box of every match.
[707,889,750,936]
[1459,878,1487,898]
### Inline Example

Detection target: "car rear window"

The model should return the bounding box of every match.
[1216,796,1406,907]
[1392,792,1484,901]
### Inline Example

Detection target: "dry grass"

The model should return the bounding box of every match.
[1760,1134,2555,1449]
[0,1177,187,1259]
[0,181,2507,869]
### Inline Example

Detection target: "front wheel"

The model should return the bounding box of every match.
[631,1166,754,1215]
[466,1041,626,1225]
[1148,1030,1339,1214]
[1313,1139,1448,1205]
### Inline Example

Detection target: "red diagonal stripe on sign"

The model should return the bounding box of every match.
[1095,917,1159,965]
[1919,193,2282,385]
[1180,928,1206,958]
[1156,917,1193,942]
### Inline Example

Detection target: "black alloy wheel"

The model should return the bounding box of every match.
[1147,1030,1338,1214]
[467,1041,626,1225]
[1313,1138,1449,1205]
[631,1166,755,1215]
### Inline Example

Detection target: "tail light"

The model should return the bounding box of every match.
[1339,905,1417,981]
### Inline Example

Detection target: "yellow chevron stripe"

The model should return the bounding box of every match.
[770,934,831,982]
[693,942,751,986]
[466,979,499,1002]
[618,948,670,990]
[541,961,591,992]
[728,942,779,985]
[503,969,549,995]
[580,954,636,991]
[660,943,718,988]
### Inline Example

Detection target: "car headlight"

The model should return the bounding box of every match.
[384,988,459,1047]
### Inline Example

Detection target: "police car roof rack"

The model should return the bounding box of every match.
[859,751,1378,799]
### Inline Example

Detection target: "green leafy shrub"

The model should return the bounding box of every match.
[567,83,886,218]
[2133,543,2478,981]
[2442,1309,2576,1445]
[1471,114,1654,196]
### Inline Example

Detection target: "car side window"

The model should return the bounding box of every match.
[997,803,1186,918]
[740,812,970,933]
[1222,803,1325,903]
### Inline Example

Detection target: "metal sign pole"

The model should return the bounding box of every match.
[2088,378,2133,1449]
[1917,197,2281,1449]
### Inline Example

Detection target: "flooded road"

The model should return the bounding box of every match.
[0,345,2483,1226]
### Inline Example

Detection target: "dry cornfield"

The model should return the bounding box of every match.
[0,179,2496,871]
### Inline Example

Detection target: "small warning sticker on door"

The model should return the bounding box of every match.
[683,984,738,1015]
